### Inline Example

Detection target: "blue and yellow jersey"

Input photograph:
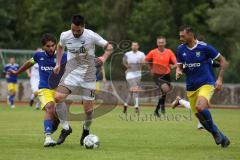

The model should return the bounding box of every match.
[176,41,220,91]
[4,63,19,83]
[32,51,67,89]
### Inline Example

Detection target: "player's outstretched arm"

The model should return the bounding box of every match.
[53,43,64,74]
[215,55,229,90]
[9,59,34,75]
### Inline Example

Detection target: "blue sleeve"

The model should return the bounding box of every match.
[176,46,183,64]
[206,44,220,60]
[61,53,67,64]
[33,52,38,63]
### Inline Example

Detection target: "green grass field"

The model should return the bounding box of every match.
[0,104,239,160]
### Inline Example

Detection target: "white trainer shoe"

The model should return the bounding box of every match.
[197,122,204,130]
[44,136,56,147]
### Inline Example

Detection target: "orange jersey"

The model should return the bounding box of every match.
[145,48,177,75]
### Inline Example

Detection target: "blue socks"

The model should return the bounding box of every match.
[44,120,53,135]
[195,108,218,134]
[9,95,15,105]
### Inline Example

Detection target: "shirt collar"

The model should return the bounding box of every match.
[186,40,199,50]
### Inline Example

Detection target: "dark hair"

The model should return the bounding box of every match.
[41,33,57,46]
[71,14,85,26]
[157,36,166,40]
[179,25,194,33]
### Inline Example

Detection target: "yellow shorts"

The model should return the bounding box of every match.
[7,83,17,92]
[37,89,55,110]
[187,85,215,114]
[96,81,101,94]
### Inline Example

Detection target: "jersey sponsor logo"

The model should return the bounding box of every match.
[80,40,85,44]
[183,63,201,68]
[40,66,54,71]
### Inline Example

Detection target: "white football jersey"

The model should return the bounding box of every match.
[59,29,108,81]
[123,51,145,80]
[59,29,107,60]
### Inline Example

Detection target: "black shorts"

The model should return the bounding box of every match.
[153,74,171,86]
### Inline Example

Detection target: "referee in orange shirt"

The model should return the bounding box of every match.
[145,36,177,117]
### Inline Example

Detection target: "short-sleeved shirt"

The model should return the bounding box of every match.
[33,51,67,89]
[176,41,220,91]
[59,29,108,81]
[4,63,19,83]
[145,48,176,75]
[123,50,145,80]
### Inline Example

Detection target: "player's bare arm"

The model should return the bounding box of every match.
[170,64,177,69]
[26,69,31,77]
[122,55,129,69]
[53,43,65,74]
[9,58,34,75]
[215,55,229,90]
[176,64,183,80]
[96,43,113,65]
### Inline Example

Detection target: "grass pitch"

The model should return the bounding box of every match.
[0,104,239,160]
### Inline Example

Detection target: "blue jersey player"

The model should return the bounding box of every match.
[9,33,70,147]
[176,25,230,148]
[4,58,19,108]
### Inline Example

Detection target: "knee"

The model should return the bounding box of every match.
[55,94,65,103]
[195,104,205,112]
[45,102,55,115]
[195,97,208,112]
[161,83,171,93]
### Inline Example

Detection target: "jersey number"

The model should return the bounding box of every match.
[79,46,86,53]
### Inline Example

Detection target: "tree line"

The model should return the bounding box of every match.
[0,0,239,82]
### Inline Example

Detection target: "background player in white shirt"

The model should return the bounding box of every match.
[27,63,40,109]
[27,48,42,109]
[122,42,145,114]
[53,15,113,145]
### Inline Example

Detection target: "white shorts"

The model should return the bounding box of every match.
[59,71,96,101]
[30,78,39,93]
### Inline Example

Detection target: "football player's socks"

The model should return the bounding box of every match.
[44,119,53,135]
[125,93,132,106]
[9,95,14,105]
[30,93,35,100]
[133,93,139,108]
[56,102,70,130]
[36,101,40,109]
[157,95,166,110]
[83,111,93,131]
[196,108,218,134]
[179,99,191,110]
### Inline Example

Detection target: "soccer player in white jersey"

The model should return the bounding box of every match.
[53,15,113,145]
[122,42,145,114]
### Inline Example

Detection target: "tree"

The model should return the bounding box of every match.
[207,0,240,82]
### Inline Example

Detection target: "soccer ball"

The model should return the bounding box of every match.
[83,134,100,149]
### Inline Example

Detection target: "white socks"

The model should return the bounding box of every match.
[179,99,191,110]
[55,102,70,130]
